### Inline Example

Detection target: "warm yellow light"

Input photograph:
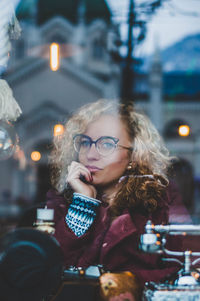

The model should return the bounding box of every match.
[50,43,60,71]
[31,151,41,161]
[54,124,64,137]
[178,125,190,137]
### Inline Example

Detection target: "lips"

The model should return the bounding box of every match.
[86,165,102,172]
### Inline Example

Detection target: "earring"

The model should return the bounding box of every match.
[127,162,132,170]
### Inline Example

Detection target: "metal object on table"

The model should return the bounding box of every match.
[63,264,105,280]
[47,265,105,301]
[143,281,200,301]
[140,220,200,300]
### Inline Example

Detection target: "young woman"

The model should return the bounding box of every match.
[47,99,180,287]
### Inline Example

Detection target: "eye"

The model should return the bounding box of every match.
[99,138,116,150]
[80,139,90,148]
[101,142,115,149]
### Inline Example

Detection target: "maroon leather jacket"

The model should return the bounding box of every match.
[46,187,184,285]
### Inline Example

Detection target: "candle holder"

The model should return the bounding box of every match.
[34,206,55,235]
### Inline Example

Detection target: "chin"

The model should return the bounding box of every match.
[92,177,102,186]
[92,177,106,187]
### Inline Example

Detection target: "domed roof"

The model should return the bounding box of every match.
[16,0,112,25]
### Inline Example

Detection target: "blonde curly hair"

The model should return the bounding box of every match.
[49,99,171,214]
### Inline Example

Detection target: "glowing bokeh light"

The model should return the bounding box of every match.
[31,151,41,162]
[178,125,190,137]
[50,43,60,71]
[0,121,18,160]
[54,124,64,136]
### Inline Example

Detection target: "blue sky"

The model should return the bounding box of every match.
[107,0,200,55]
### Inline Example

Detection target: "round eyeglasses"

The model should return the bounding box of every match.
[73,134,133,156]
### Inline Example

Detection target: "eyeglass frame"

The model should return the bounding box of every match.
[73,134,133,156]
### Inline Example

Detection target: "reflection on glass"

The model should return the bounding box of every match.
[0,121,18,160]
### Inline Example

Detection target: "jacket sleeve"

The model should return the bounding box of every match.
[46,190,101,237]
[46,189,103,268]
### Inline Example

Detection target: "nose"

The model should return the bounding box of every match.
[86,143,100,160]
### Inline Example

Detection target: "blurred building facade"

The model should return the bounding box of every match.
[0,0,200,214]
[1,0,121,204]
[134,49,200,213]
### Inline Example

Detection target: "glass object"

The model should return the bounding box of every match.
[0,120,18,160]
[34,206,55,235]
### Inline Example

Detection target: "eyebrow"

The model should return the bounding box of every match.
[80,135,119,141]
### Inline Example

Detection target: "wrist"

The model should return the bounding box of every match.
[73,193,101,205]
[71,183,97,199]
[65,193,101,237]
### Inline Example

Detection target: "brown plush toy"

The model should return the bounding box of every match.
[99,271,142,301]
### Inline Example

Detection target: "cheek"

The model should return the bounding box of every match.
[102,153,130,174]
[78,153,85,163]
[112,152,130,164]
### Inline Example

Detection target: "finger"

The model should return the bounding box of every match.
[76,167,92,182]
[68,162,92,182]
[67,166,92,183]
